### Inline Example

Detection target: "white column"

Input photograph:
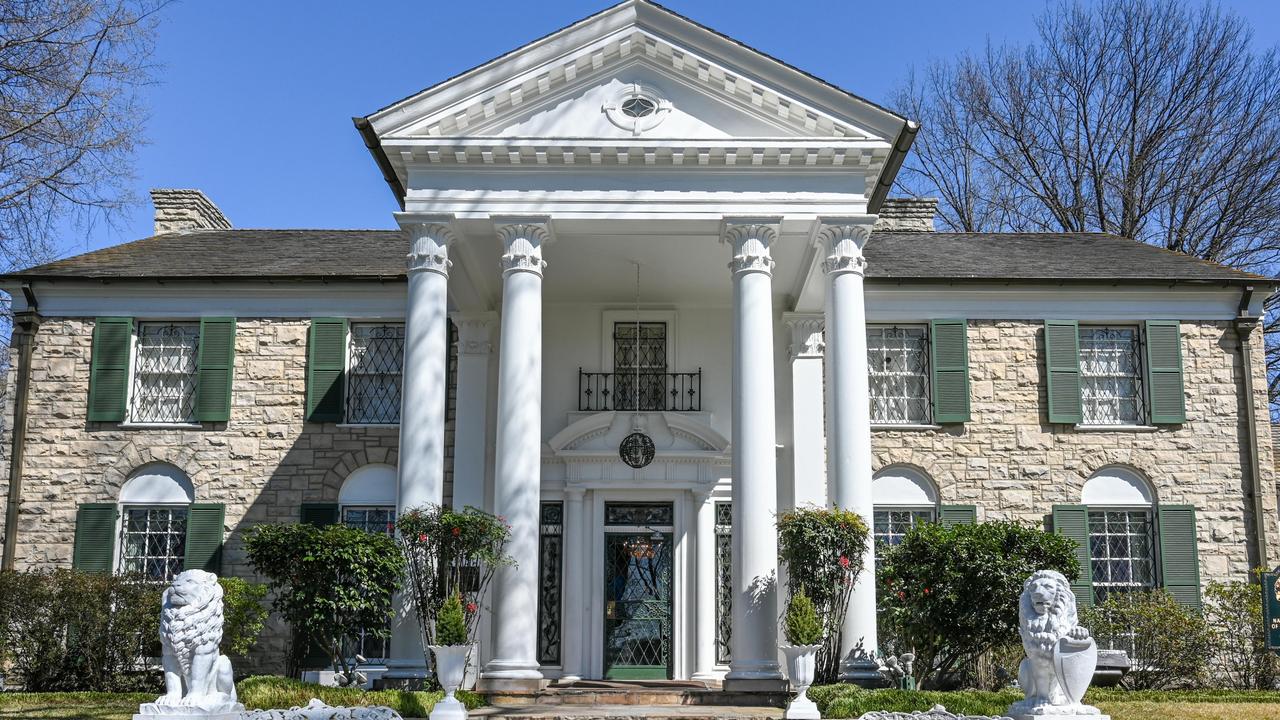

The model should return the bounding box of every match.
[450,312,497,511]
[692,488,718,681]
[783,313,827,508]
[722,219,786,691]
[480,219,550,690]
[819,217,880,683]
[387,217,455,681]
[560,487,586,683]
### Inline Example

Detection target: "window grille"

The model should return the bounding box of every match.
[1088,510,1156,602]
[873,508,936,547]
[714,502,732,665]
[1079,327,1144,425]
[347,324,405,424]
[613,322,668,411]
[130,323,200,423]
[866,326,931,424]
[120,506,188,581]
[538,502,564,665]
[342,506,396,659]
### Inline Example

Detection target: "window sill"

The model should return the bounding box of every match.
[872,424,943,432]
[1072,424,1159,433]
[336,423,400,429]
[118,422,204,430]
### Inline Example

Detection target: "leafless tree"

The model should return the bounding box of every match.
[892,0,1280,412]
[0,0,164,272]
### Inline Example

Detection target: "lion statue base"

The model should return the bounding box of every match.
[1007,571,1108,720]
[134,570,244,720]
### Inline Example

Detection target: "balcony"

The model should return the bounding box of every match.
[578,369,703,412]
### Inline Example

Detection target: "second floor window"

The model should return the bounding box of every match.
[1079,326,1144,425]
[347,323,405,424]
[867,325,930,425]
[130,322,200,423]
[614,322,667,411]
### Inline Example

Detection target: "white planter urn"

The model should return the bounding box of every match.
[428,644,473,720]
[782,644,823,720]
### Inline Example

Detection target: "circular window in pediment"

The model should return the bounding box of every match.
[604,84,671,135]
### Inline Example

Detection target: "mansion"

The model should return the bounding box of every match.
[0,0,1277,689]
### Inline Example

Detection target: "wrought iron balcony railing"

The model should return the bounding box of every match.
[578,368,702,412]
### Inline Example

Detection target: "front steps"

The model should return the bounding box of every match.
[471,706,783,720]
[481,680,786,709]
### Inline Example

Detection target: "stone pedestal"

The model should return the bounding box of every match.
[134,703,244,720]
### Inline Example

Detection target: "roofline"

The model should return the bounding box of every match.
[868,119,919,213]
[354,116,406,209]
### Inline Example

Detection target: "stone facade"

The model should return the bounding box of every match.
[870,319,1280,579]
[150,188,233,234]
[872,198,939,233]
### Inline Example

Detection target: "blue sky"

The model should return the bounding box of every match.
[57,0,1280,260]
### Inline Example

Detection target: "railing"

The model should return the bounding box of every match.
[578,369,702,412]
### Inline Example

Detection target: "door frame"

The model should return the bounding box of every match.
[588,490,689,680]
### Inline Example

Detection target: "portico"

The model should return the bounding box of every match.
[355,0,916,690]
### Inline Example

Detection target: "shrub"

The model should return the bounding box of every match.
[0,569,162,692]
[876,520,1078,688]
[218,576,269,660]
[776,506,869,682]
[396,505,511,648]
[435,593,468,647]
[785,588,823,646]
[1081,590,1211,690]
[1204,578,1280,690]
[244,522,404,680]
[236,675,485,715]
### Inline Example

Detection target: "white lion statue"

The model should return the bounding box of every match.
[137,569,243,718]
[1008,570,1106,719]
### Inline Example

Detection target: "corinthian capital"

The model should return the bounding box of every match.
[722,218,781,276]
[494,218,552,277]
[817,217,875,277]
[401,217,457,276]
[783,313,825,359]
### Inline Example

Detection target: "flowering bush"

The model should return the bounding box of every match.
[396,505,511,650]
[776,506,869,682]
[876,520,1077,688]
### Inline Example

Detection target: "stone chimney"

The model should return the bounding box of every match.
[873,198,938,232]
[150,189,232,234]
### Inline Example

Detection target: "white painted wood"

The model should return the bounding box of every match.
[1082,467,1155,506]
[119,463,195,505]
[783,313,826,508]
[338,464,397,507]
[451,312,497,511]
[691,489,718,680]
[872,466,939,506]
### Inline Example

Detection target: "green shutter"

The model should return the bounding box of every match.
[1157,504,1202,609]
[1044,320,1083,425]
[72,503,118,573]
[930,319,971,423]
[301,503,339,527]
[87,317,133,422]
[183,503,225,573]
[1145,320,1186,424]
[306,318,347,423]
[196,317,236,423]
[939,505,976,526]
[1052,505,1094,607]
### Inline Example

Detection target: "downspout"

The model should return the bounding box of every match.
[1234,285,1269,571]
[2,285,40,570]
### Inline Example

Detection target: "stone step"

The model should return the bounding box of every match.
[481,689,787,708]
[470,705,785,720]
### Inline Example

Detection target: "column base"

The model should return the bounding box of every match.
[839,656,888,688]
[478,658,544,693]
[724,661,787,693]
[381,658,430,682]
[722,677,789,693]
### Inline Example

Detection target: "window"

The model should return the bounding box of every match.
[347,323,405,424]
[130,322,200,423]
[613,322,668,411]
[866,326,930,425]
[873,508,936,547]
[343,507,395,536]
[117,463,195,582]
[872,465,939,547]
[338,464,397,660]
[1088,509,1157,602]
[1079,326,1144,425]
[714,502,732,665]
[538,502,563,665]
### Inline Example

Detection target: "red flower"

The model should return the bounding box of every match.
[418,533,428,542]
[451,526,461,536]
[838,555,851,569]
[897,591,906,600]
[923,587,931,595]
[466,602,478,614]
[385,522,394,532]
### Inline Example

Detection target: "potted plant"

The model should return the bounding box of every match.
[782,588,823,720]
[428,593,472,720]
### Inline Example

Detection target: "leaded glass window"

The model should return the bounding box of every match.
[1088,510,1156,602]
[538,502,564,665]
[342,506,395,659]
[605,502,674,526]
[347,324,405,424]
[613,322,667,411]
[714,502,732,665]
[1079,327,1144,426]
[866,326,930,425]
[120,506,188,581]
[130,323,199,423]
[873,507,936,547]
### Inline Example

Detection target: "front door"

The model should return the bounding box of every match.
[603,530,674,679]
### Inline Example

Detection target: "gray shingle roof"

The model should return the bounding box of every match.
[0,228,1270,285]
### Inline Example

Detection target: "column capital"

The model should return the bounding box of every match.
[782,312,825,359]
[494,217,553,277]
[817,216,876,277]
[399,215,457,276]
[565,486,586,502]
[451,311,498,356]
[721,217,781,276]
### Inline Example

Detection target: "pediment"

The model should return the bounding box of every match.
[550,412,728,459]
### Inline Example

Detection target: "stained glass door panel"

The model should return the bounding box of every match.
[603,532,673,679]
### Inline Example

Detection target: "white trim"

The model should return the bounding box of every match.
[1083,467,1155,506]
[871,424,942,432]
[1073,424,1159,433]
[339,464,398,507]
[871,466,939,506]
[118,422,204,430]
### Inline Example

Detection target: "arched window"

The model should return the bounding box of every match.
[338,464,397,536]
[1082,467,1156,602]
[118,463,194,581]
[872,465,939,546]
